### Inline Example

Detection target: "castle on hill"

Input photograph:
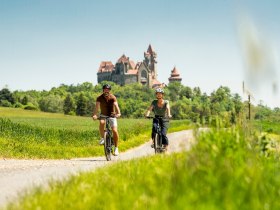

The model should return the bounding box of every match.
[97,45,182,88]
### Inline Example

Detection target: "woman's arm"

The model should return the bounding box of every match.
[145,104,154,117]
[166,102,172,118]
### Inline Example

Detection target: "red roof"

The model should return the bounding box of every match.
[147,44,154,54]
[152,79,162,85]
[171,67,180,76]
[135,62,142,69]
[129,60,136,69]
[98,61,114,73]
[117,54,129,63]
[126,69,138,75]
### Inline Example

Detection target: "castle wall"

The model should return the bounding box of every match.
[97,72,111,83]
[124,75,137,84]
[111,73,124,86]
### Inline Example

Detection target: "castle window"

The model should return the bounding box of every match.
[141,70,147,85]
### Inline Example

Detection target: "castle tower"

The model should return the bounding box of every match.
[168,66,182,83]
[144,44,157,80]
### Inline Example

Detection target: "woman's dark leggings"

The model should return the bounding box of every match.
[152,118,169,145]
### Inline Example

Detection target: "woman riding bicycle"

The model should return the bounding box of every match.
[145,88,172,150]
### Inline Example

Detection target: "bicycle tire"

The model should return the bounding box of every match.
[104,132,112,161]
[154,133,159,154]
[158,133,163,153]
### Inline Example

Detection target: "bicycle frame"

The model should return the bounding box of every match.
[147,116,165,154]
[100,115,115,161]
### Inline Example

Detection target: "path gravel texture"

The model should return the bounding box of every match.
[0,130,195,208]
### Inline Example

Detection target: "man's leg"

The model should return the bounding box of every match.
[112,127,119,147]
[99,120,105,144]
[110,118,119,155]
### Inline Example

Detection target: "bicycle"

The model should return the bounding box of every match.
[146,116,167,154]
[99,115,115,161]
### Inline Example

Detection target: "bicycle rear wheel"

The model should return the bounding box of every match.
[104,132,112,161]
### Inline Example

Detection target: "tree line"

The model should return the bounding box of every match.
[1,81,279,125]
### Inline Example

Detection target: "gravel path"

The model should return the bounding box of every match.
[0,130,195,207]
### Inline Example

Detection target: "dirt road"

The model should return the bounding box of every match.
[0,130,194,207]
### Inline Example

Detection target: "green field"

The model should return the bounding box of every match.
[0,107,192,159]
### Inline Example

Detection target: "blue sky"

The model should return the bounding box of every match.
[0,0,279,108]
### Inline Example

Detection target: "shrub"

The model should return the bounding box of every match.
[24,103,38,110]
[0,100,12,107]
[13,102,23,108]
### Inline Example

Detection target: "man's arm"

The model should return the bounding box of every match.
[114,101,121,118]
[92,101,100,120]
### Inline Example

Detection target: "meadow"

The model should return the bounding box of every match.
[0,107,192,159]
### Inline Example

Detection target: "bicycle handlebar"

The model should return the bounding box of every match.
[145,116,171,119]
[96,114,119,120]
[145,116,155,119]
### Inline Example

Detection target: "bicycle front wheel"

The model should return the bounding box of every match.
[154,133,160,154]
[104,132,112,161]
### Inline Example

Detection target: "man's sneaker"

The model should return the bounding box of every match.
[99,138,104,145]
[114,147,119,156]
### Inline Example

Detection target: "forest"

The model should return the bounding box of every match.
[1,81,279,125]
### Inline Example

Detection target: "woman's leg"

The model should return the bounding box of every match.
[161,120,169,146]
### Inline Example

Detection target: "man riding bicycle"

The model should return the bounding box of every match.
[92,84,121,156]
[145,88,172,150]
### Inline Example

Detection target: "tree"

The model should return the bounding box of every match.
[181,86,193,99]
[171,97,192,119]
[63,94,76,115]
[232,93,243,115]
[0,88,15,105]
[167,82,184,101]
[21,96,29,105]
[39,95,64,113]
[0,100,12,107]
[193,87,202,98]
[210,86,233,114]
[76,93,88,116]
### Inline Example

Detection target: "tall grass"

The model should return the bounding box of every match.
[253,120,280,135]
[0,118,150,159]
[6,126,280,209]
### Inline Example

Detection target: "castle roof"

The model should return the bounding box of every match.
[169,66,182,81]
[98,61,114,73]
[171,67,180,77]
[152,79,162,85]
[129,60,136,69]
[147,44,154,54]
[117,54,129,63]
[135,62,142,69]
[126,69,138,75]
